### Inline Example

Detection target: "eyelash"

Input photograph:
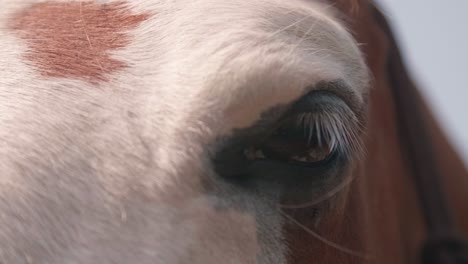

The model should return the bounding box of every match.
[249,91,364,165]
[292,108,363,159]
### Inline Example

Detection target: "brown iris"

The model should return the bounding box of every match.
[244,115,334,164]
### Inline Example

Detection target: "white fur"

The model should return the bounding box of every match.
[0,0,369,263]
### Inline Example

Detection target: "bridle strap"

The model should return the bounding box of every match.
[371,4,468,263]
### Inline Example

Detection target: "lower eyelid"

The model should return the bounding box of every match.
[234,152,349,206]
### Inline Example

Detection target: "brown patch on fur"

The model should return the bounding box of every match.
[9,1,150,83]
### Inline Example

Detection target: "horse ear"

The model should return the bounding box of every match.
[371,3,468,259]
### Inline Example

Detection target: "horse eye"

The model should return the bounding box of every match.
[244,113,335,165]
[213,89,360,206]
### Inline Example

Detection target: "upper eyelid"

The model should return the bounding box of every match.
[272,81,364,133]
[302,80,365,119]
[222,82,363,147]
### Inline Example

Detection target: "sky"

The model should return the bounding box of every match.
[375,0,468,164]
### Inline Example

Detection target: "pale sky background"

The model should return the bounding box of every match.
[375,0,468,164]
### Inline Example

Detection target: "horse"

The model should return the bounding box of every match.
[0,0,466,263]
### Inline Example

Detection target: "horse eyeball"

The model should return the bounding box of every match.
[244,115,335,164]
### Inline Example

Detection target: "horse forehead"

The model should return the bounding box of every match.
[1,1,366,169]
[4,0,367,136]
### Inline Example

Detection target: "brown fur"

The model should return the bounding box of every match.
[285,1,468,263]
[9,1,150,83]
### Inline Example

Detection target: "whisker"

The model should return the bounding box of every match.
[266,13,314,40]
[285,16,320,59]
[280,210,373,260]
[279,174,355,209]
